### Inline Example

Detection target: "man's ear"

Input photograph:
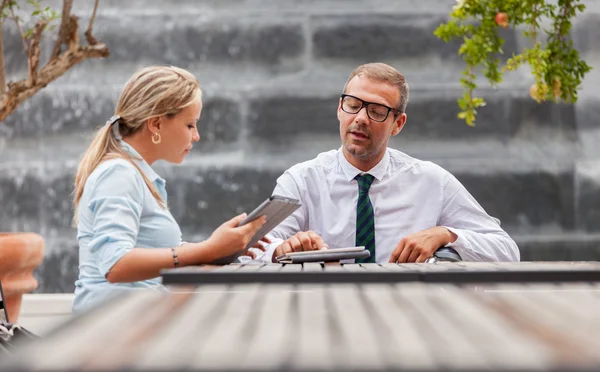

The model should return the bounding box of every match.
[391,113,407,137]
[336,98,343,122]
[146,116,161,134]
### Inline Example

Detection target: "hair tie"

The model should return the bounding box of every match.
[106,115,123,140]
[105,115,121,127]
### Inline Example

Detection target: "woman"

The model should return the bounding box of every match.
[72,66,266,313]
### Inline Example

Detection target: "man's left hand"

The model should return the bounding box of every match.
[388,227,458,263]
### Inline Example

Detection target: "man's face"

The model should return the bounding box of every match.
[337,75,406,170]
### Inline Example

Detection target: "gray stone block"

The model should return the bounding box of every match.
[575,99,600,130]
[508,98,577,139]
[0,171,44,232]
[34,241,78,293]
[454,170,575,230]
[406,94,576,140]
[575,161,600,231]
[312,15,518,63]
[516,235,600,261]
[247,95,339,142]
[0,168,74,232]
[573,13,600,55]
[247,93,576,143]
[2,89,242,144]
[196,98,242,151]
[42,173,76,230]
[2,89,116,138]
[95,17,304,65]
[404,95,512,140]
[0,162,579,236]
[170,167,282,235]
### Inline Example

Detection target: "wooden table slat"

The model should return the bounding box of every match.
[236,263,266,272]
[291,285,335,369]
[301,263,323,272]
[242,285,294,369]
[133,285,231,369]
[280,264,303,272]
[360,263,387,271]
[190,284,262,369]
[327,284,386,369]
[340,263,366,272]
[394,283,491,369]
[435,285,552,369]
[87,291,194,370]
[479,285,600,366]
[361,284,438,370]
[21,291,163,371]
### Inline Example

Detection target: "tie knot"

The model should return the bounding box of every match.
[355,173,375,194]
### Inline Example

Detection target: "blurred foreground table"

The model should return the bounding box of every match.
[3,262,600,371]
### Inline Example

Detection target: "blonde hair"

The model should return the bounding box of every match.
[73,65,202,223]
[343,63,409,113]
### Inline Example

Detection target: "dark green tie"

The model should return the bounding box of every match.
[355,173,375,263]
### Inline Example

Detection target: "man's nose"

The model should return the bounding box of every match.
[355,106,370,123]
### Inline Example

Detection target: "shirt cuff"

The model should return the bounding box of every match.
[98,243,133,278]
[253,238,284,263]
[441,226,475,261]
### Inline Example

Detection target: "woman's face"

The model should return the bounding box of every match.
[158,99,202,164]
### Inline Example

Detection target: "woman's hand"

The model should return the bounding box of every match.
[206,213,267,258]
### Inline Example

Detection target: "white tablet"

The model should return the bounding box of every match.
[211,195,301,265]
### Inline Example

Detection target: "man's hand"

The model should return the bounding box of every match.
[388,226,458,263]
[272,231,328,263]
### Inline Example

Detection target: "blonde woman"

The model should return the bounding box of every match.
[72,66,266,313]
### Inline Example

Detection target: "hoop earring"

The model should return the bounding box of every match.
[151,132,162,144]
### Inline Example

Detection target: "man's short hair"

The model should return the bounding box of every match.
[343,63,409,114]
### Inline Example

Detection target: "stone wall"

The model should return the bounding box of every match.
[1,0,600,292]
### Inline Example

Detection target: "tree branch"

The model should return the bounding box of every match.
[85,0,99,45]
[51,0,73,58]
[0,0,110,122]
[0,0,8,95]
[0,42,109,121]
[28,20,47,87]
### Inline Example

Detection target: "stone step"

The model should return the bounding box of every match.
[1,83,582,144]
[6,0,600,83]
[1,0,520,80]
[0,156,597,238]
[0,129,583,168]
[30,230,600,293]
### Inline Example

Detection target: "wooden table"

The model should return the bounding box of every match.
[3,262,600,371]
[162,261,600,285]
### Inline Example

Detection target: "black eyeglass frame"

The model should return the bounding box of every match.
[340,94,400,122]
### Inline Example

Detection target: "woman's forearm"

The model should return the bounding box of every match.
[106,241,217,283]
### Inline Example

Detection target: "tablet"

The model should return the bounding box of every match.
[210,195,301,265]
[276,246,370,264]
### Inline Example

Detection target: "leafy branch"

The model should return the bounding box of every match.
[0,0,110,122]
[434,0,591,126]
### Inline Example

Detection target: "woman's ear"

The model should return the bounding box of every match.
[146,117,161,134]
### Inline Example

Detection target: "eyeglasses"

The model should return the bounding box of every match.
[340,94,399,122]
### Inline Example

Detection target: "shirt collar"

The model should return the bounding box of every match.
[120,140,164,184]
[338,147,389,182]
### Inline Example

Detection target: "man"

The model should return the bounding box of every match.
[258,63,519,263]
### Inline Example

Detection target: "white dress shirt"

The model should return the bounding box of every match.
[256,147,520,263]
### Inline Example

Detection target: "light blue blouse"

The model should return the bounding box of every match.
[73,141,182,313]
